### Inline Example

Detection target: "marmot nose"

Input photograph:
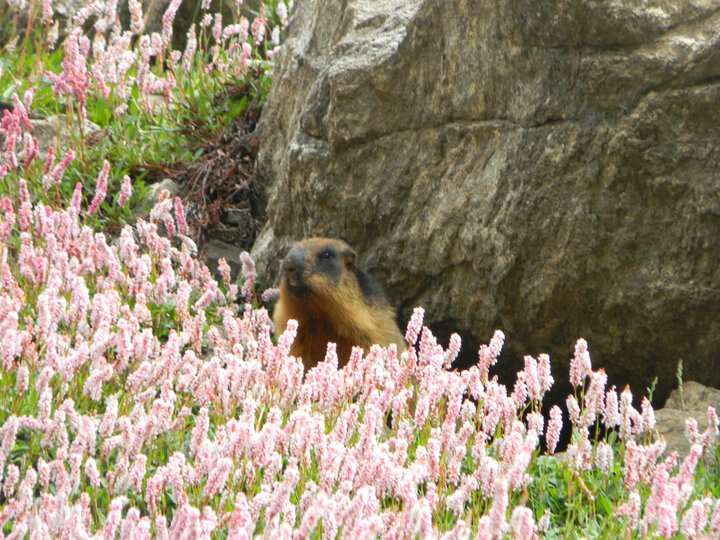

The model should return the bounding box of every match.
[283,248,304,277]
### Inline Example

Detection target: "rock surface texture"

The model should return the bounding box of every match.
[655,381,720,456]
[252,0,720,402]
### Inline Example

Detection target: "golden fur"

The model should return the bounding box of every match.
[273,237,405,371]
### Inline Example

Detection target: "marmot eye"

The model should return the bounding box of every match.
[319,249,334,260]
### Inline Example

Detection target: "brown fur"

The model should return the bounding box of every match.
[273,237,405,371]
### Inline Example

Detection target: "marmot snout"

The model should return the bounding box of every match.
[273,237,405,371]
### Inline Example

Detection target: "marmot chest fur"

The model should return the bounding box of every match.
[273,237,405,371]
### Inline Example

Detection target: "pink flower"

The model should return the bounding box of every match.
[487,477,509,537]
[675,444,702,489]
[616,491,641,530]
[3,463,19,497]
[15,365,28,393]
[583,369,607,423]
[523,355,543,402]
[87,160,110,216]
[595,442,614,474]
[190,407,209,457]
[478,330,505,381]
[212,14,223,42]
[619,385,636,441]
[537,353,553,393]
[46,29,90,111]
[641,397,656,432]
[41,0,53,23]
[174,197,188,235]
[710,500,720,533]
[444,332,461,369]
[510,506,537,540]
[603,386,620,429]
[49,149,75,187]
[251,16,267,45]
[128,0,144,34]
[261,287,280,303]
[569,338,591,388]
[18,178,32,232]
[0,197,16,241]
[161,0,182,49]
[70,182,83,214]
[118,175,132,206]
[405,307,424,346]
[201,457,232,499]
[84,458,100,488]
[680,499,709,538]
[566,395,581,426]
[240,251,256,299]
[265,461,299,521]
[546,406,562,454]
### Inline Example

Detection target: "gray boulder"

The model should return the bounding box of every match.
[252,0,720,402]
[655,381,720,456]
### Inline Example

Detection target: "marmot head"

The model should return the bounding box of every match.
[280,237,358,298]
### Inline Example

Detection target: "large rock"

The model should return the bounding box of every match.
[655,381,720,456]
[252,0,720,403]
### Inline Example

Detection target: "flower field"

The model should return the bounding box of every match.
[0,1,719,538]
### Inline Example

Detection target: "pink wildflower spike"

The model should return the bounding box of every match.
[118,175,132,206]
[641,397,656,433]
[566,395,581,426]
[251,15,267,45]
[174,196,188,235]
[84,458,101,488]
[510,506,537,540]
[619,385,635,441]
[70,182,83,214]
[18,178,32,232]
[87,160,110,215]
[212,13,223,42]
[680,499,709,538]
[444,332,461,369]
[161,0,182,49]
[49,149,76,186]
[21,132,38,169]
[128,0,144,34]
[405,307,424,346]
[11,93,32,131]
[42,141,56,177]
[41,0,54,23]
[190,407,210,457]
[203,457,233,499]
[0,197,16,241]
[710,500,720,533]
[595,442,614,474]
[239,251,256,299]
[523,355,542,402]
[569,337,591,388]
[676,444,703,488]
[603,386,620,429]
[487,476,509,537]
[616,491,641,530]
[537,353,553,393]
[546,405,562,454]
[3,463,19,498]
[478,329,505,381]
[261,287,280,303]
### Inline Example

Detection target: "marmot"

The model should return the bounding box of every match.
[273,237,405,371]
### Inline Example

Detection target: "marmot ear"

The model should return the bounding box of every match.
[343,247,357,267]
